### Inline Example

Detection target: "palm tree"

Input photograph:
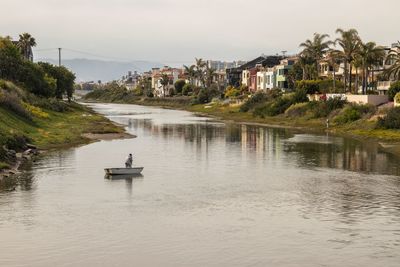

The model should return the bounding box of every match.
[325,49,341,90]
[160,74,170,97]
[335,28,361,92]
[183,64,196,85]
[205,65,216,87]
[17,33,36,61]
[195,58,206,86]
[357,42,385,93]
[384,43,400,80]
[299,33,333,77]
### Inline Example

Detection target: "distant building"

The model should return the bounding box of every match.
[120,70,141,90]
[151,66,183,97]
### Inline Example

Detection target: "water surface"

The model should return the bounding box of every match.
[1,103,400,267]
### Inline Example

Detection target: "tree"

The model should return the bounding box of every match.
[357,42,385,94]
[335,28,361,92]
[174,79,186,94]
[205,65,216,87]
[160,74,170,97]
[17,33,36,61]
[325,49,342,90]
[384,43,400,80]
[299,33,333,77]
[38,62,76,100]
[195,58,206,86]
[183,65,196,85]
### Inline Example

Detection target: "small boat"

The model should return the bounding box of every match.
[104,173,143,180]
[104,167,144,175]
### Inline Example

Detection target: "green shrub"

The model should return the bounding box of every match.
[295,80,320,94]
[225,86,241,98]
[388,81,400,101]
[377,107,400,129]
[240,91,267,112]
[0,90,32,120]
[308,97,347,118]
[174,79,186,94]
[285,102,309,117]
[182,84,194,96]
[394,92,400,105]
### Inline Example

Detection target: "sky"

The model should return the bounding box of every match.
[1,0,399,64]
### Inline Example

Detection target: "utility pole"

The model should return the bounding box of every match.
[58,48,62,66]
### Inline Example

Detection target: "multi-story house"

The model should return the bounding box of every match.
[257,68,276,91]
[275,57,296,90]
[151,66,183,97]
[227,55,282,87]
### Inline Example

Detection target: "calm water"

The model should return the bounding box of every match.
[1,103,400,267]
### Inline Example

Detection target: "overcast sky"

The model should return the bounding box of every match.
[1,0,399,64]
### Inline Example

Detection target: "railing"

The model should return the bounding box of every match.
[377,81,393,90]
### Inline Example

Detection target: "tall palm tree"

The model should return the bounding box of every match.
[205,65,216,87]
[183,65,196,85]
[160,74,170,97]
[195,58,206,86]
[299,33,333,77]
[384,43,400,80]
[357,42,385,93]
[17,33,36,61]
[325,49,341,90]
[335,28,361,92]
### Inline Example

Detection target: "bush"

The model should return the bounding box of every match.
[225,86,241,98]
[240,92,267,112]
[0,89,32,120]
[182,84,194,96]
[295,80,320,94]
[308,97,347,118]
[252,89,308,117]
[174,79,186,94]
[377,107,400,129]
[388,82,400,101]
[285,102,309,117]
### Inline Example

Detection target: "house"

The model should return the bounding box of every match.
[275,57,296,90]
[120,71,141,90]
[227,55,282,87]
[257,68,276,91]
[151,66,183,97]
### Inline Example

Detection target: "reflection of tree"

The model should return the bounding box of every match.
[128,117,400,176]
[284,136,400,175]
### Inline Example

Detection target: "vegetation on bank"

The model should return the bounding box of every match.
[0,34,123,172]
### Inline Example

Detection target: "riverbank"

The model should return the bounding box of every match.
[0,102,131,180]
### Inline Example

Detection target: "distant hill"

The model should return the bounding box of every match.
[37,58,164,82]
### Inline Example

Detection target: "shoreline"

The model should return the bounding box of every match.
[0,103,134,183]
[83,98,400,156]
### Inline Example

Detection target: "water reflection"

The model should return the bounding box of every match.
[125,116,400,176]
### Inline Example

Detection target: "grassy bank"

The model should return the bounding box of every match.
[0,83,125,173]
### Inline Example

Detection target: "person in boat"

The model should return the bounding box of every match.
[125,153,133,168]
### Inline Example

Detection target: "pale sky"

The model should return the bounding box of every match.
[1,0,399,64]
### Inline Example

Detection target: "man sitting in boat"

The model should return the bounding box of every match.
[125,153,133,168]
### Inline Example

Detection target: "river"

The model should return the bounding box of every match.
[1,103,400,267]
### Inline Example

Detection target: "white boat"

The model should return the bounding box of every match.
[104,167,144,175]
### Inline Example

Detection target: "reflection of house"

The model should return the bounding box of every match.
[151,66,183,97]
